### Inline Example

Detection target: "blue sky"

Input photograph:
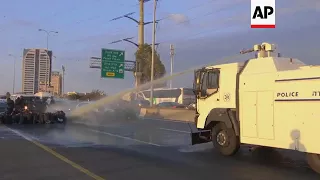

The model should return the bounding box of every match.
[0,0,319,94]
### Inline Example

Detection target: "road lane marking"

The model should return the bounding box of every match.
[89,129,162,147]
[158,128,190,134]
[6,127,105,180]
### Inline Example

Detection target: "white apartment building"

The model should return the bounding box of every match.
[22,48,52,94]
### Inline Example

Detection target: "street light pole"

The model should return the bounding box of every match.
[13,57,15,94]
[61,65,65,96]
[169,44,174,89]
[149,0,157,107]
[38,28,58,92]
[8,54,16,94]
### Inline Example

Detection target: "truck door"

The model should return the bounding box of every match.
[194,69,221,128]
[199,69,220,99]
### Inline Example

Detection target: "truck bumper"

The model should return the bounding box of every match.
[191,130,211,145]
[194,113,199,125]
[192,112,211,145]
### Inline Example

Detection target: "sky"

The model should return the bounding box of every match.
[0,0,319,95]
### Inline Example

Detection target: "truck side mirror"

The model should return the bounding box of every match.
[193,72,201,93]
[195,77,201,91]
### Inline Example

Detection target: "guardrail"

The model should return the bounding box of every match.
[139,107,195,122]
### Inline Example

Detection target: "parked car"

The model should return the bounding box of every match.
[156,102,186,108]
[0,102,7,114]
[131,99,150,107]
[186,103,196,110]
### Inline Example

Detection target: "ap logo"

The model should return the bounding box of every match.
[251,0,275,28]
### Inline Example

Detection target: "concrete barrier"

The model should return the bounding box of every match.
[139,107,195,122]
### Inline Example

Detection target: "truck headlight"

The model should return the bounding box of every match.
[24,106,28,110]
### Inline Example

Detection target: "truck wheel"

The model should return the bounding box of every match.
[307,153,320,174]
[212,122,240,156]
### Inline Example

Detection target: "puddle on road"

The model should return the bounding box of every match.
[14,125,147,148]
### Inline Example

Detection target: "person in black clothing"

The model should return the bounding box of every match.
[5,98,14,124]
[12,97,28,124]
[14,97,21,111]
[6,97,14,114]
[4,97,15,124]
[14,97,20,104]
[14,96,26,112]
[19,96,26,108]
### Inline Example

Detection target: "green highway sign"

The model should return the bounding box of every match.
[101,48,125,79]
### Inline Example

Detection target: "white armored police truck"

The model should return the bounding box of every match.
[191,42,320,174]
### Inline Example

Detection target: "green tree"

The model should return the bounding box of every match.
[66,94,80,100]
[91,89,106,96]
[80,89,106,101]
[135,44,166,88]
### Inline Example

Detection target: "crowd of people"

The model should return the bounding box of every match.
[5,96,56,115]
[6,96,25,115]
[0,95,68,125]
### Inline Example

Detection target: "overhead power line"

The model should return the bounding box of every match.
[55,22,242,65]
[0,0,138,32]
[7,0,239,52]
[57,13,244,61]
[61,0,225,46]
[105,1,244,46]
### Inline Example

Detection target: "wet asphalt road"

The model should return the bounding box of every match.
[0,117,319,180]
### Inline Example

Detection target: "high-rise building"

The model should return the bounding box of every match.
[51,71,62,96]
[22,48,52,94]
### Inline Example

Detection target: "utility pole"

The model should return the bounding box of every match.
[169,44,175,89]
[109,0,160,89]
[138,0,145,47]
[149,0,157,107]
[137,0,146,89]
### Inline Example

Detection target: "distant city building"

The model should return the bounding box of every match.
[22,48,52,94]
[50,71,62,96]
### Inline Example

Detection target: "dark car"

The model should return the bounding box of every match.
[186,103,196,110]
[156,102,186,108]
[0,102,7,113]
[131,99,150,107]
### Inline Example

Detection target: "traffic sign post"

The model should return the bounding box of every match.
[101,48,125,79]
